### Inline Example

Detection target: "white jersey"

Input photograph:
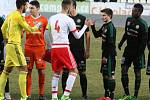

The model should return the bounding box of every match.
[48,13,76,44]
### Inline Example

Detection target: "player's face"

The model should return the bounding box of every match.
[132,7,141,18]
[101,12,111,23]
[22,2,29,13]
[69,4,75,15]
[67,3,72,14]
[29,5,39,15]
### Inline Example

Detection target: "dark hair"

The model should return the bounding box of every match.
[133,3,143,14]
[30,0,40,8]
[101,8,113,18]
[72,0,77,9]
[61,0,72,10]
[16,0,29,9]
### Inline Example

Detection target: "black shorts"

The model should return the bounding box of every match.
[100,54,116,77]
[121,50,145,69]
[71,49,86,72]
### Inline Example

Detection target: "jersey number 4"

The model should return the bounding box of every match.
[55,20,60,33]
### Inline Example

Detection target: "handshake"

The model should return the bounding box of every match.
[84,19,96,27]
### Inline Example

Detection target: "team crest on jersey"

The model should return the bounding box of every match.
[127,21,130,26]
[136,25,139,29]
[77,19,81,23]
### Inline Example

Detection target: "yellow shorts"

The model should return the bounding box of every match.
[5,43,27,67]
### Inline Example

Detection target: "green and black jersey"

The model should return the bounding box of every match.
[91,21,116,57]
[69,14,89,51]
[120,17,148,56]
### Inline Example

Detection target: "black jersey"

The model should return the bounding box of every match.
[91,21,116,57]
[0,17,4,44]
[120,17,148,56]
[69,14,89,51]
[0,17,4,61]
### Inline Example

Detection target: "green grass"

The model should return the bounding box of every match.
[9,27,150,100]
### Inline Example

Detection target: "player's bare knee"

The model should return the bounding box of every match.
[70,67,78,74]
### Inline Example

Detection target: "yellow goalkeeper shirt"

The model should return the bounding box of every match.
[1,10,38,45]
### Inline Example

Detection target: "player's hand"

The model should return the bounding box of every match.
[84,49,90,59]
[85,19,91,27]
[89,19,95,25]
[118,42,122,50]
[146,66,150,75]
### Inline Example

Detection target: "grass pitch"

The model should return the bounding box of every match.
[9,27,150,100]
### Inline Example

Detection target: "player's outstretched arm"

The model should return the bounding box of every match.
[70,19,90,39]
[89,19,102,38]
[18,15,40,34]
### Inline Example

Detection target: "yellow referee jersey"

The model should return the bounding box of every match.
[1,10,38,45]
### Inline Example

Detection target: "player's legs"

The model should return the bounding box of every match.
[62,68,78,97]
[4,78,11,100]
[26,69,32,98]
[62,68,69,92]
[121,53,132,96]
[133,68,141,98]
[62,67,78,99]
[38,69,46,100]
[121,63,130,96]
[78,60,88,99]
[71,50,88,99]
[12,44,28,100]
[51,46,78,99]
[34,46,46,99]
[133,55,144,98]
[101,55,116,100]
[0,65,11,100]
[108,56,116,100]
[62,53,88,99]
[0,44,11,100]
[101,58,109,98]
[18,66,28,100]
[51,71,61,99]
[25,46,34,98]
[51,47,64,99]
[0,66,13,100]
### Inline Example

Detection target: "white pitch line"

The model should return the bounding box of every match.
[87,58,148,61]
